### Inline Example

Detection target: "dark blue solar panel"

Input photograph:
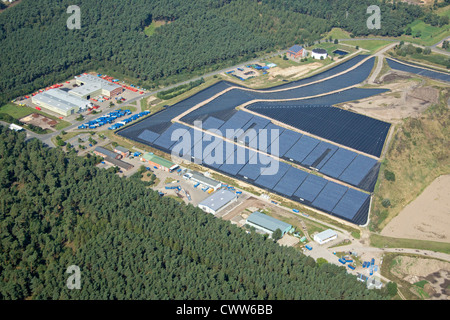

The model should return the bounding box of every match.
[312,182,348,212]
[192,132,222,165]
[259,122,285,154]
[237,152,271,181]
[319,148,357,178]
[284,135,319,164]
[218,143,252,174]
[273,167,309,197]
[137,129,160,143]
[339,155,378,186]
[278,129,302,156]
[332,188,370,220]
[254,161,290,190]
[219,110,254,134]
[387,58,450,83]
[293,174,327,203]
[153,122,189,150]
[302,141,339,168]
[170,127,194,159]
[202,116,225,131]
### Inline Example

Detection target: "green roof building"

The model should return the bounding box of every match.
[141,153,175,171]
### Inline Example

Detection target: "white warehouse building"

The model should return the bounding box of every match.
[313,229,338,245]
[70,74,123,100]
[32,89,91,116]
[197,189,237,215]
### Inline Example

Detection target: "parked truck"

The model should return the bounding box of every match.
[305,245,312,251]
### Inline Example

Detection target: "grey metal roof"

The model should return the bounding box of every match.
[191,171,220,188]
[114,146,129,153]
[198,189,236,211]
[314,229,337,241]
[32,88,90,112]
[71,74,121,96]
[247,211,292,232]
[104,156,134,170]
[94,146,120,159]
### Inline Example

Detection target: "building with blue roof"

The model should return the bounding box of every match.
[246,211,292,237]
[286,44,307,60]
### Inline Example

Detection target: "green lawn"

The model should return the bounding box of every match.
[341,40,392,54]
[403,19,450,47]
[144,20,166,37]
[325,27,352,40]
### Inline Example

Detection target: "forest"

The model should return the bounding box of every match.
[0,127,388,299]
[0,0,433,106]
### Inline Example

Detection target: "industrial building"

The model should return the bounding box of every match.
[245,211,292,237]
[32,89,91,116]
[103,156,134,171]
[190,171,221,191]
[93,146,122,160]
[70,74,123,99]
[114,146,129,158]
[313,229,338,245]
[198,189,237,215]
[141,153,174,172]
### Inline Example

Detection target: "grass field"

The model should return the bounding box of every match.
[370,234,450,255]
[325,27,352,40]
[144,20,166,37]
[340,40,392,54]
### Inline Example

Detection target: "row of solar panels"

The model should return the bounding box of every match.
[136,120,371,225]
[188,111,379,191]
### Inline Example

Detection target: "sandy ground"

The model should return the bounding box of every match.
[267,62,322,79]
[19,113,58,130]
[381,175,450,243]
[391,255,450,300]
[340,73,439,123]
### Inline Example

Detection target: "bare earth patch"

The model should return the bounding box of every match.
[391,255,450,300]
[381,175,450,243]
[340,75,439,122]
[268,62,322,79]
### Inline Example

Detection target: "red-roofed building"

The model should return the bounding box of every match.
[286,45,307,60]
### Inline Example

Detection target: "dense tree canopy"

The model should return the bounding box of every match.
[0,127,387,300]
[0,0,430,106]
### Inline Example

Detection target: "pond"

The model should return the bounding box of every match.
[333,49,349,56]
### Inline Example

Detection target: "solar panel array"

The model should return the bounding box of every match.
[115,55,390,226]
[136,117,372,225]
[247,103,391,157]
[386,58,450,83]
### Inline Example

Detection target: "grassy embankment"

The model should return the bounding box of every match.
[370,81,450,238]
